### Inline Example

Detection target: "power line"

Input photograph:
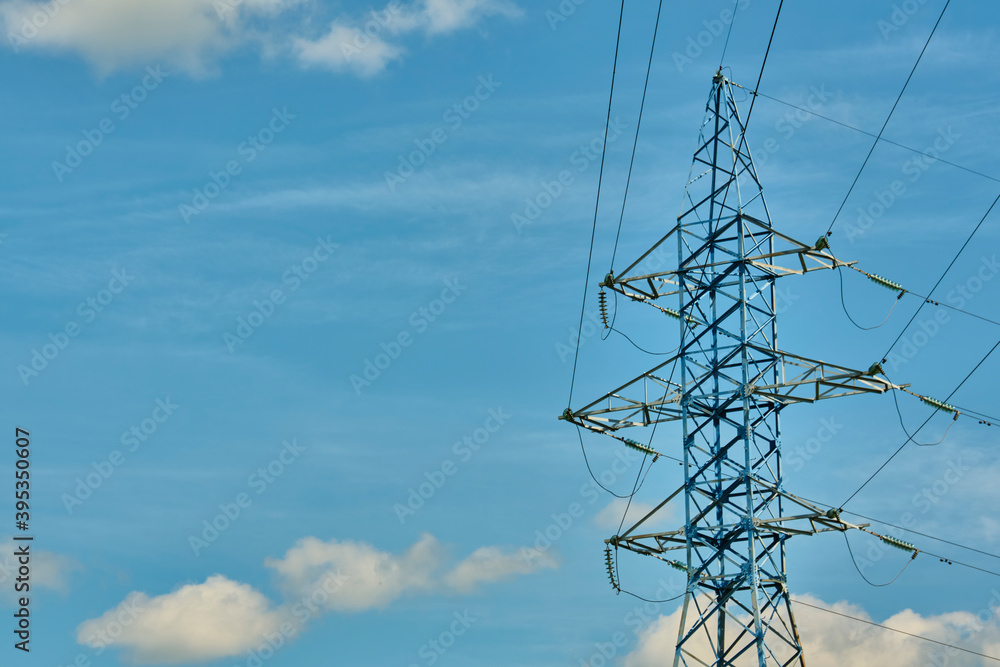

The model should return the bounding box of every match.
[879,191,1000,363]
[792,599,1000,663]
[568,0,624,408]
[841,336,1000,507]
[838,508,1000,563]
[839,263,1000,331]
[752,91,1000,185]
[742,0,783,135]
[718,0,739,67]
[843,531,916,587]
[825,0,951,238]
[610,0,663,271]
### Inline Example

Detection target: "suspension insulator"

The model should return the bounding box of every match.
[623,438,658,459]
[664,307,698,327]
[814,236,830,251]
[668,559,688,573]
[867,362,885,377]
[919,395,959,415]
[878,534,917,553]
[598,289,609,329]
[868,273,905,293]
[605,546,619,591]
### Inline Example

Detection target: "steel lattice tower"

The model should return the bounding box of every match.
[562,70,900,666]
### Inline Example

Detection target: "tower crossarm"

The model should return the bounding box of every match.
[606,486,868,562]
[558,354,686,434]
[604,218,856,306]
[751,345,904,404]
[559,350,900,435]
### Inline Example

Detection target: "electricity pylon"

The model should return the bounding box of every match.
[561,70,902,666]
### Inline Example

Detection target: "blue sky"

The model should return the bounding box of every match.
[1,0,1000,665]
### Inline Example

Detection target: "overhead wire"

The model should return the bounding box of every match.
[568,0,625,409]
[792,600,1000,663]
[843,531,916,587]
[878,190,1000,363]
[841,336,1000,508]
[751,90,1000,185]
[609,0,664,272]
[837,265,903,330]
[825,0,951,238]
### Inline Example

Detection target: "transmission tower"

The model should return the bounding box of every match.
[561,70,906,665]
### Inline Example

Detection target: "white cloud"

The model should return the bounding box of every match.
[78,533,556,664]
[0,542,81,602]
[0,0,520,76]
[443,545,558,593]
[76,575,290,665]
[265,532,444,611]
[293,23,404,78]
[294,0,521,76]
[622,593,1000,667]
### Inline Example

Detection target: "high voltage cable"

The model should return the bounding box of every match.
[751,91,1000,185]
[843,531,916,587]
[742,0,783,137]
[610,0,663,272]
[825,0,951,238]
[834,507,1000,563]
[567,0,624,409]
[841,336,1000,508]
[836,260,1000,334]
[879,190,1000,363]
[718,0,739,67]
[792,600,1000,663]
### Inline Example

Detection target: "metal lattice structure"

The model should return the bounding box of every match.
[561,70,900,666]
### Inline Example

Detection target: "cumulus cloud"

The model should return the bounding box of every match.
[622,593,1000,667]
[0,0,521,76]
[265,533,444,611]
[76,575,290,665]
[443,545,558,593]
[77,532,554,664]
